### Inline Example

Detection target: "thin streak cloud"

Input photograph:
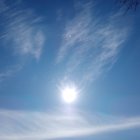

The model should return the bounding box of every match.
[0,109,139,140]
[0,0,46,81]
[1,0,45,60]
[0,64,22,83]
[56,1,130,85]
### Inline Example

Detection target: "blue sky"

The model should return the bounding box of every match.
[0,0,140,139]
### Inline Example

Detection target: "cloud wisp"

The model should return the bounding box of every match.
[0,109,139,140]
[1,0,45,60]
[56,2,130,85]
[0,0,46,82]
[0,64,22,83]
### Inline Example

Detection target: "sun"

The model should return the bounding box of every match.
[61,86,78,103]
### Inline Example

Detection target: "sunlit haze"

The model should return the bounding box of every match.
[61,86,78,103]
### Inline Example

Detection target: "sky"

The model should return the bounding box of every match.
[0,0,140,139]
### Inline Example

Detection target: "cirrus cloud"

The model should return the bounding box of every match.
[56,1,130,86]
[0,109,139,140]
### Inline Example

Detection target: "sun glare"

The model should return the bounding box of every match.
[61,86,78,103]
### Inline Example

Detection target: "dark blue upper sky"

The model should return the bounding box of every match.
[0,0,140,139]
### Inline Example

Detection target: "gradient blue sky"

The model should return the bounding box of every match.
[0,0,140,139]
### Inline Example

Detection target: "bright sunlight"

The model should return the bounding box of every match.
[61,86,78,103]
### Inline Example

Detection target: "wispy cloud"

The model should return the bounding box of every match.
[0,109,139,140]
[56,1,130,85]
[0,64,22,83]
[1,0,45,60]
[0,0,46,82]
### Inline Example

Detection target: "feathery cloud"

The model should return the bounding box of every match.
[1,0,45,60]
[0,109,139,140]
[0,0,46,82]
[56,1,130,85]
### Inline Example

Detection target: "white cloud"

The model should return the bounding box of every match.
[0,109,139,140]
[56,1,130,85]
[0,0,46,82]
[1,0,45,60]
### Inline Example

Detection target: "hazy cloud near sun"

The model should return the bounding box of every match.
[0,109,140,140]
[56,1,130,85]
